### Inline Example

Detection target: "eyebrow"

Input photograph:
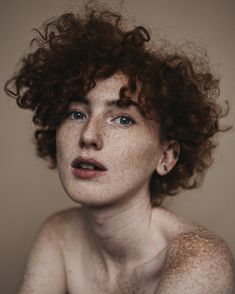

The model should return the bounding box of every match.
[70,96,141,111]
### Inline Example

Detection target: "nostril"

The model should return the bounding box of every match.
[79,134,103,150]
[79,140,85,148]
[78,118,103,150]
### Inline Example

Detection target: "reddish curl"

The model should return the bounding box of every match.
[4,6,229,206]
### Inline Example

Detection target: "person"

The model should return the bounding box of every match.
[5,4,235,294]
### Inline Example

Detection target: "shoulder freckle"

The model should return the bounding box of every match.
[156,234,235,294]
[163,231,235,289]
[166,231,234,267]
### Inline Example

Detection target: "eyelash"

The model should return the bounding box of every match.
[66,111,87,121]
[66,111,136,127]
[112,116,135,126]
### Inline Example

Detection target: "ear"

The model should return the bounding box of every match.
[156,140,180,176]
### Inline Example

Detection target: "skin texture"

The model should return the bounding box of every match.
[18,208,235,294]
[56,73,176,207]
[156,231,235,294]
[18,74,235,293]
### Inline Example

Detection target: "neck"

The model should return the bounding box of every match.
[82,186,163,270]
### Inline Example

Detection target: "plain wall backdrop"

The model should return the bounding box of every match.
[0,0,234,293]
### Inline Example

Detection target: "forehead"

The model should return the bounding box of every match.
[86,73,130,101]
[71,73,142,113]
[69,73,156,120]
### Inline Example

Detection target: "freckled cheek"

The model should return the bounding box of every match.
[56,125,78,165]
[131,143,159,171]
[109,134,160,173]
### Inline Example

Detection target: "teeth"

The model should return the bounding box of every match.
[78,163,96,170]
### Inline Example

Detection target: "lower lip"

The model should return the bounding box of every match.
[71,168,107,179]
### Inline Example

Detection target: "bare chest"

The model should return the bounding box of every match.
[64,248,163,294]
[66,265,161,294]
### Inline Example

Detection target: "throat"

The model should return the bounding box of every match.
[83,197,163,268]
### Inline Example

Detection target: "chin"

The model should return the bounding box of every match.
[64,187,120,208]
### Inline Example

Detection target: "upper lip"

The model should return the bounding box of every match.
[71,157,107,171]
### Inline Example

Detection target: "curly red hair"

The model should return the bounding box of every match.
[4,5,228,206]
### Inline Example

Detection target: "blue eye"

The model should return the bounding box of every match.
[67,111,87,121]
[114,116,135,126]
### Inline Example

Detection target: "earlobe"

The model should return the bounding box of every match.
[156,141,180,176]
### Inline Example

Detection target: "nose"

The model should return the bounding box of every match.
[79,116,103,150]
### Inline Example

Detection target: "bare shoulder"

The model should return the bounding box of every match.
[18,206,83,294]
[155,208,235,294]
[42,205,84,226]
[40,206,90,248]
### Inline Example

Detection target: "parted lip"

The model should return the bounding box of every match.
[71,157,107,171]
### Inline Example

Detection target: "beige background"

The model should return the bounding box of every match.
[0,0,234,293]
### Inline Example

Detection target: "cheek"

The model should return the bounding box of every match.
[130,141,159,171]
[55,125,77,193]
[56,128,66,163]
[56,124,76,164]
[111,131,161,173]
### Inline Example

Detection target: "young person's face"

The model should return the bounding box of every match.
[56,73,165,206]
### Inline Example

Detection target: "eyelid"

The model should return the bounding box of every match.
[67,102,90,113]
[66,110,87,120]
[114,112,136,120]
[112,114,136,126]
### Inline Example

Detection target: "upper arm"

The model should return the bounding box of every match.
[156,233,235,294]
[18,214,67,294]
